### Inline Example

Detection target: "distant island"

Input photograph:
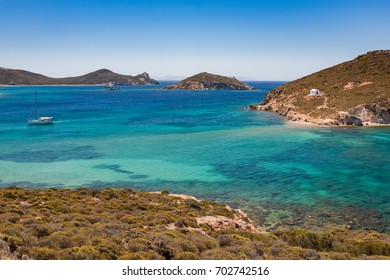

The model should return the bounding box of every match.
[250,50,390,126]
[164,72,254,90]
[0,67,159,86]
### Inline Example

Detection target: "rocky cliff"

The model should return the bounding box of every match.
[0,67,159,85]
[164,72,253,90]
[250,50,390,126]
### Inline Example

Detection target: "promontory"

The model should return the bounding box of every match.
[164,72,253,90]
[0,67,159,86]
[250,50,390,126]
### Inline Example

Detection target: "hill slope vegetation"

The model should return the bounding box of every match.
[1,187,389,260]
[250,50,390,126]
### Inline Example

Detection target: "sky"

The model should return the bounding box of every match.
[1,0,389,80]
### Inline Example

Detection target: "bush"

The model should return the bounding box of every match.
[118,251,163,260]
[200,249,237,260]
[277,229,333,251]
[33,247,62,260]
[39,231,73,249]
[69,246,103,260]
[31,225,54,239]
[174,252,200,260]
[126,237,152,253]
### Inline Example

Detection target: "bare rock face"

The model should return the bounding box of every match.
[0,239,23,260]
[249,50,390,126]
[196,207,259,233]
[345,103,390,124]
[164,72,253,90]
[0,240,12,259]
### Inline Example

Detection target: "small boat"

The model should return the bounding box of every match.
[28,91,54,125]
[105,82,119,90]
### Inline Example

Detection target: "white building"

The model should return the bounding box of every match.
[309,89,320,96]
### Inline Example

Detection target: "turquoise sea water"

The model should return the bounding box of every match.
[0,83,389,232]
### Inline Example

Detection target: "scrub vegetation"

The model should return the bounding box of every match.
[0,187,389,260]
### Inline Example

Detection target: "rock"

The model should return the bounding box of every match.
[339,112,363,126]
[196,215,258,233]
[0,240,12,259]
[348,103,390,124]
[196,206,259,233]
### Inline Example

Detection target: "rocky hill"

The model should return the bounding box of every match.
[250,50,390,126]
[0,67,159,86]
[164,72,253,90]
[1,187,389,260]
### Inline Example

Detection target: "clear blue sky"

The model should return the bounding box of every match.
[1,0,389,80]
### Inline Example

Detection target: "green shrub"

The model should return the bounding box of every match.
[118,251,163,260]
[277,229,333,251]
[69,246,103,260]
[39,231,73,249]
[33,247,62,260]
[174,252,200,260]
[200,249,237,260]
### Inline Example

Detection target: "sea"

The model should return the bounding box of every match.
[0,82,389,233]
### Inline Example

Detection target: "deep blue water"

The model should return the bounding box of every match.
[0,82,389,232]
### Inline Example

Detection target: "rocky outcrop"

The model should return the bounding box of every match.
[164,72,253,90]
[0,67,159,85]
[196,207,259,233]
[343,103,390,125]
[250,50,390,126]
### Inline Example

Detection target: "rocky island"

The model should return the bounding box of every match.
[164,72,253,90]
[1,187,389,260]
[250,50,390,126]
[0,67,159,86]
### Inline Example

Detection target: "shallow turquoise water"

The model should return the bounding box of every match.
[0,83,389,232]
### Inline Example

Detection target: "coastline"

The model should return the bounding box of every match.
[250,105,390,128]
[284,118,390,128]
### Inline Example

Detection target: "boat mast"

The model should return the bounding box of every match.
[35,91,39,119]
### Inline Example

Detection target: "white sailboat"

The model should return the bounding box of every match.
[28,91,54,125]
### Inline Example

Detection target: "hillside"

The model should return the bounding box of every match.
[250,50,390,126]
[0,67,159,85]
[1,187,389,260]
[164,72,253,90]
[0,68,52,85]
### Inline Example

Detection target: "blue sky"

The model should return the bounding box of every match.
[1,0,389,80]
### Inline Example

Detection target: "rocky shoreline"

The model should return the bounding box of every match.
[249,102,390,127]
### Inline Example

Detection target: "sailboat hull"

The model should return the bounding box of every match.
[28,117,54,125]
